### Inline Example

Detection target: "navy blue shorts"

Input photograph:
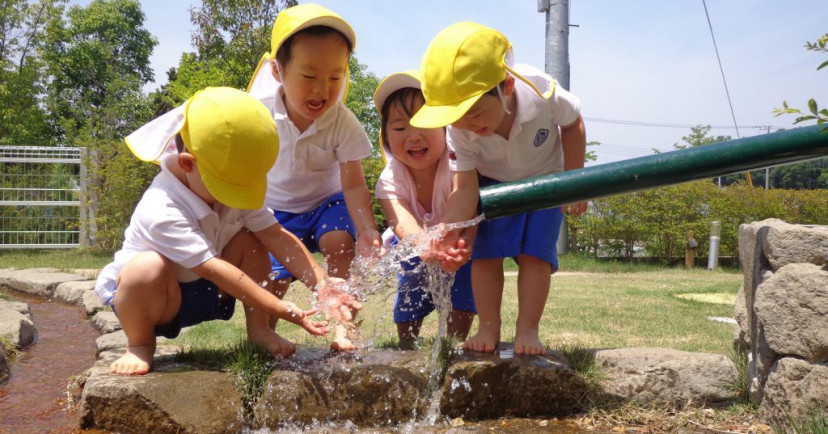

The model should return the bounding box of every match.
[392,251,476,324]
[474,177,564,270]
[270,191,357,280]
[154,278,236,339]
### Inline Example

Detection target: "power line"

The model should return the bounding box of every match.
[702,0,741,140]
[584,117,782,131]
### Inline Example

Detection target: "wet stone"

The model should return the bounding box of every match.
[81,364,245,434]
[439,344,586,420]
[254,347,431,428]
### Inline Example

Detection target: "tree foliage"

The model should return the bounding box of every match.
[38,0,158,249]
[0,0,64,145]
[774,33,828,129]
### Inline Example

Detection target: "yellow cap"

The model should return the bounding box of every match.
[373,70,422,164]
[270,3,355,57]
[411,22,544,129]
[181,87,279,210]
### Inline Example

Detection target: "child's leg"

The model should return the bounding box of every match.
[447,309,475,341]
[223,229,296,357]
[513,254,551,355]
[319,229,358,351]
[396,319,423,350]
[463,258,504,353]
[111,252,180,375]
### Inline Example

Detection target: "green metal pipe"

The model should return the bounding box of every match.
[480,124,828,219]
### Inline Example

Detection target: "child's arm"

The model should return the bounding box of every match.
[378,198,423,240]
[192,257,328,336]
[421,169,479,265]
[340,160,384,257]
[253,223,363,322]
[560,115,588,216]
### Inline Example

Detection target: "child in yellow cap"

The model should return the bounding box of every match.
[411,22,587,356]
[247,3,382,351]
[95,87,362,375]
[373,71,477,348]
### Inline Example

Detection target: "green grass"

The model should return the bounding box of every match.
[5,250,743,355]
[0,249,111,271]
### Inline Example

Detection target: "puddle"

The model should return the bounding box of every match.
[0,292,100,433]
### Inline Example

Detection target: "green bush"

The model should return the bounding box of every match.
[570,180,828,261]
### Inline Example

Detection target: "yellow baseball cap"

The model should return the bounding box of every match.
[373,70,422,164]
[248,3,356,100]
[181,87,279,210]
[411,22,546,129]
[269,3,355,58]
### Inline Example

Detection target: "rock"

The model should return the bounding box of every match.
[758,357,828,428]
[91,311,121,334]
[754,263,828,363]
[80,363,245,433]
[761,222,828,269]
[82,290,104,316]
[0,268,87,298]
[0,305,36,349]
[440,344,585,419]
[595,347,739,406]
[54,280,95,305]
[254,347,430,428]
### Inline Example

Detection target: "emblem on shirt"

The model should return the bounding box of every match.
[534,129,550,147]
[448,151,457,161]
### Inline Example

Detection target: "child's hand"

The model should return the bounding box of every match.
[316,277,363,324]
[357,229,385,258]
[282,301,330,336]
[421,225,458,265]
[440,237,472,273]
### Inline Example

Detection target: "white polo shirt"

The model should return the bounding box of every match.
[258,84,373,213]
[447,64,581,182]
[94,154,278,304]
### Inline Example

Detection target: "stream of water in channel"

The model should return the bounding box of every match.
[0,292,100,433]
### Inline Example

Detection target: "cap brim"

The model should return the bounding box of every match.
[372,70,421,112]
[409,92,482,129]
[274,16,356,54]
[201,171,268,210]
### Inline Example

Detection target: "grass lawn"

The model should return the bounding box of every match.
[168,259,743,356]
[0,249,742,355]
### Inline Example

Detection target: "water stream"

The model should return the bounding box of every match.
[0,292,100,433]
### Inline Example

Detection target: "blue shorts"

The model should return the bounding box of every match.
[392,241,476,323]
[270,191,357,280]
[474,177,564,270]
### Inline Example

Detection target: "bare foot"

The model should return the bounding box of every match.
[462,326,499,353]
[249,326,297,357]
[110,344,155,375]
[330,324,358,352]
[513,328,546,355]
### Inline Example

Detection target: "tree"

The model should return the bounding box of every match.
[0,0,65,145]
[774,33,828,130]
[40,0,158,249]
[672,125,731,150]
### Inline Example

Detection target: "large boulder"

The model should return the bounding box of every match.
[81,362,245,434]
[440,345,584,419]
[595,347,739,406]
[759,357,828,428]
[254,348,430,428]
[0,268,87,298]
[0,303,36,349]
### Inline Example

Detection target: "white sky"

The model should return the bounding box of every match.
[74,0,828,165]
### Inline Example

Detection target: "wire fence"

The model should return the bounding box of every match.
[0,146,87,249]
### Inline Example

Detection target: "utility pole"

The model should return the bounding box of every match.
[538,0,573,254]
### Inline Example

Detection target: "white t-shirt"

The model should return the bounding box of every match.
[94,154,278,304]
[447,64,581,181]
[258,84,373,213]
[375,149,452,227]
